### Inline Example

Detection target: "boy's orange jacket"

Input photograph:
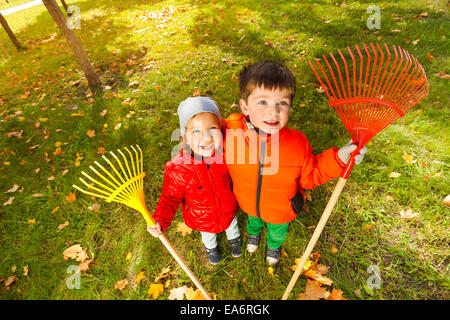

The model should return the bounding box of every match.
[224,113,346,224]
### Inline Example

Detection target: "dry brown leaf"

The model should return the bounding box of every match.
[86,130,96,138]
[155,266,172,282]
[297,279,330,300]
[3,196,14,206]
[88,203,101,211]
[399,208,419,220]
[6,184,20,193]
[57,221,69,231]
[331,245,339,254]
[32,193,44,198]
[442,195,450,207]
[114,279,128,290]
[78,259,93,272]
[63,244,83,260]
[168,285,191,300]
[4,275,18,288]
[176,222,192,237]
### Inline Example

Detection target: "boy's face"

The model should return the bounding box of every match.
[184,112,222,158]
[239,86,292,134]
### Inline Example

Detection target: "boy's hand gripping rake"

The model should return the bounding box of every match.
[73,145,212,300]
[283,43,429,299]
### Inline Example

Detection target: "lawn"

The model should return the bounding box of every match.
[0,0,448,300]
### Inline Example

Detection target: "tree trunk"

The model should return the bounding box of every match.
[59,0,72,17]
[0,13,22,49]
[42,0,102,94]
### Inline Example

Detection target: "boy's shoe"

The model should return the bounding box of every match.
[229,236,242,258]
[247,234,260,253]
[205,246,221,265]
[266,247,281,266]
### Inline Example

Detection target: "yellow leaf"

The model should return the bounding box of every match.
[268,267,274,276]
[23,265,29,277]
[148,283,164,299]
[331,245,339,254]
[135,271,146,285]
[39,118,48,122]
[190,289,207,300]
[51,206,59,214]
[28,218,36,224]
[55,141,63,147]
[126,252,132,263]
[402,152,416,164]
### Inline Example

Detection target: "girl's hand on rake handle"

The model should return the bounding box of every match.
[147,222,162,238]
[338,141,368,165]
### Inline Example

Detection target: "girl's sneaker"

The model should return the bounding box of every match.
[247,234,260,253]
[266,247,281,266]
[205,246,221,265]
[229,236,242,258]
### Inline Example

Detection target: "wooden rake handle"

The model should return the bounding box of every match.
[282,177,348,300]
[157,232,212,300]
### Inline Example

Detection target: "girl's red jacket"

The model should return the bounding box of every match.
[152,149,238,233]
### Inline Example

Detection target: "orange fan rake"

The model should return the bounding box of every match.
[73,145,211,300]
[283,43,429,299]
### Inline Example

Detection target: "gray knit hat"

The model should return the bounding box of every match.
[177,97,222,135]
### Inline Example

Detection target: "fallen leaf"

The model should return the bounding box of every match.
[86,130,96,138]
[126,252,132,263]
[148,283,164,299]
[443,195,450,207]
[155,266,172,282]
[399,208,419,220]
[168,285,190,300]
[97,147,106,155]
[4,275,18,288]
[63,244,83,260]
[66,191,76,203]
[434,71,450,79]
[51,206,59,214]
[402,152,416,164]
[135,271,146,285]
[426,52,434,60]
[114,279,128,290]
[297,279,330,300]
[32,193,44,198]
[176,222,192,237]
[304,190,312,201]
[28,218,36,224]
[331,245,339,254]
[327,288,347,300]
[3,196,14,206]
[363,223,373,230]
[389,172,401,178]
[53,147,63,156]
[88,203,101,211]
[412,39,420,45]
[190,289,207,300]
[23,265,29,277]
[57,221,69,231]
[385,195,394,201]
[78,259,93,272]
[268,267,274,276]
[6,184,20,193]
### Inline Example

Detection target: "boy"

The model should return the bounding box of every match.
[224,61,366,266]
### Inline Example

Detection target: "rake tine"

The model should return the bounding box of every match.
[110,151,131,184]
[117,149,137,195]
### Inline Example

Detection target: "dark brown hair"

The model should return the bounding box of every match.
[239,60,296,102]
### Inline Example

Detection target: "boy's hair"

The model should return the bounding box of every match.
[239,60,296,102]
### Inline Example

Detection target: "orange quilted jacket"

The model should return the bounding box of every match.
[224,113,345,224]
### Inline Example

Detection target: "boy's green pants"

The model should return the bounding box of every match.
[247,215,289,249]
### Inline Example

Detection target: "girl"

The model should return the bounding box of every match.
[147,97,241,265]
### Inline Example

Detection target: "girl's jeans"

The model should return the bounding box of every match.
[200,217,240,249]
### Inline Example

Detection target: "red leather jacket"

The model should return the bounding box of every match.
[152,149,238,233]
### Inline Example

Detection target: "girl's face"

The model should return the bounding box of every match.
[184,112,222,158]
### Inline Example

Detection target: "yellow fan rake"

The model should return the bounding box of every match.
[73,145,211,300]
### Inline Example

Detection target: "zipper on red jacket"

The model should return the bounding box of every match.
[256,140,266,219]
[204,162,222,228]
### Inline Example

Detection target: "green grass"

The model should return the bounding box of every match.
[0,0,449,300]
